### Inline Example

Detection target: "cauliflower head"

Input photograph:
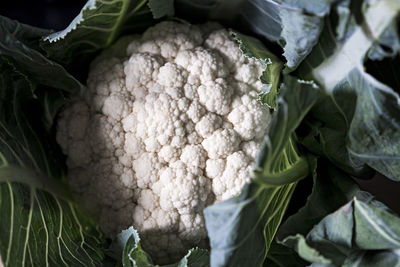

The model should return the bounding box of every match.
[57,21,271,264]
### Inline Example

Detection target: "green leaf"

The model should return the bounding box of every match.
[204,76,320,267]
[231,31,283,109]
[255,76,319,185]
[297,0,400,180]
[121,228,153,267]
[109,226,153,267]
[275,162,400,266]
[264,241,307,267]
[0,58,105,266]
[266,161,360,266]
[0,15,85,131]
[204,183,296,267]
[0,16,83,94]
[277,161,368,240]
[148,0,174,19]
[40,0,155,67]
[175,248,209,267]
[109,227,209,267]
[281,198,400,266]
[0,182,105,267]
[282,234,332,265]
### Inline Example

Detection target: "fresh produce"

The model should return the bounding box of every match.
[1,0,400,266]
[56,20,270,263]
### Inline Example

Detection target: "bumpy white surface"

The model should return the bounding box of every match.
[57,21,271,264]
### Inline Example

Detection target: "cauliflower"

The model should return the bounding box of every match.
[57,21,271,264]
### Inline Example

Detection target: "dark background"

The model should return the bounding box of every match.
[2,0,400,213]
[2,0,85,31]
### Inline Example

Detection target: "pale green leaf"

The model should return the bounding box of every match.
[231,31,283,109]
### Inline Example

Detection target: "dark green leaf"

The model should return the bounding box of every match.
[0,16,83,93]
[0,59,105,266]
[148,0,174,19]
[343,249,400,267]
[0,182,105,267]
[264,241,307,267]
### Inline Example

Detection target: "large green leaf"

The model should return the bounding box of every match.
[281,197,400,266]
[296,0,400,180]
[108,227,209,267]
[204,183,296,267]
[0,16,84,131]
[273,161,400,266]
[277,161,365,239]
[204,76,319,267]
[265,161,358,266]
[0,40,105,267]
[40,0,158,67]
